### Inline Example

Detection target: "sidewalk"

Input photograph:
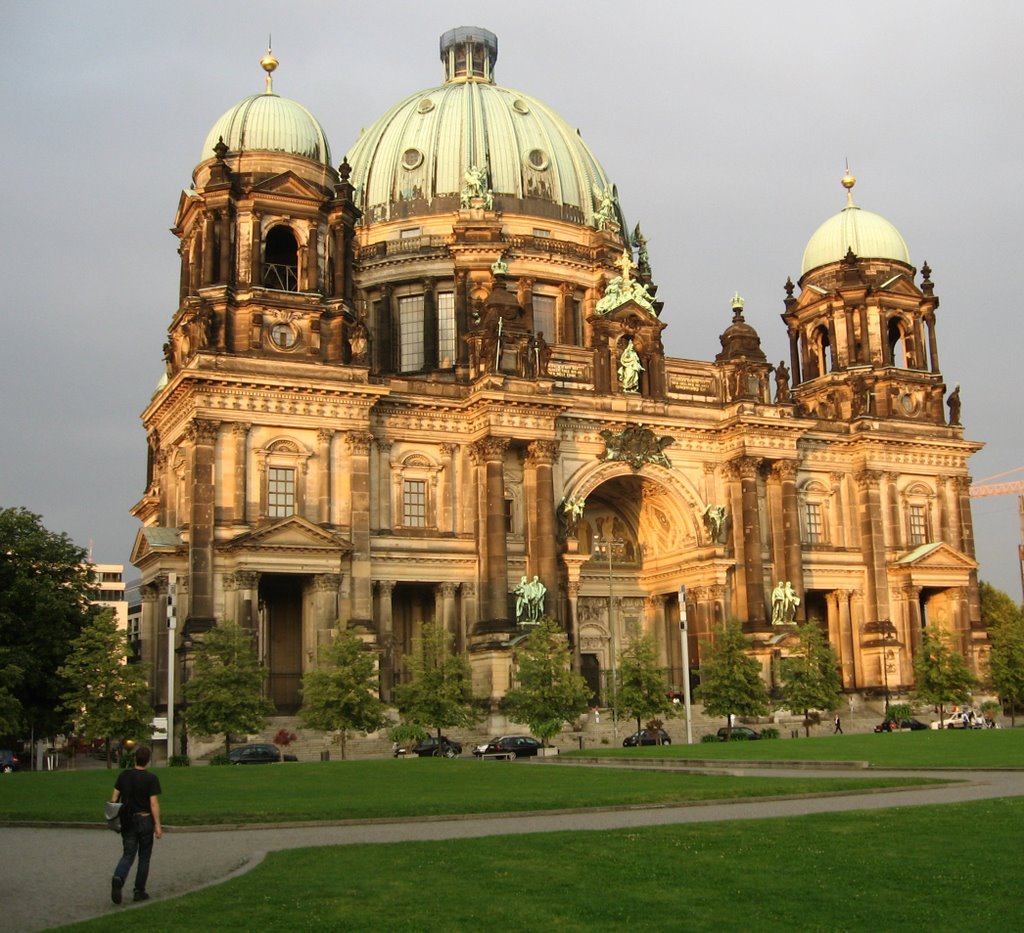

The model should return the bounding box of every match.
[4,764,1023,932]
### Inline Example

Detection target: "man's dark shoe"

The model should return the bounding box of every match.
[111,876,123,904]
[133,891,150,902]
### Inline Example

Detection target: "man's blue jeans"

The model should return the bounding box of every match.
[114,814,155,893]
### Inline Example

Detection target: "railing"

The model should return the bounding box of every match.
[262,263,298,291]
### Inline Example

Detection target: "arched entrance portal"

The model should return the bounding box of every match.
[566,467,723,699]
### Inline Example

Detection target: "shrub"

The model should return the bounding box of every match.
[209,753,231,766]
[169,754,191,767]
[700,733,719,743]
[886,703,913,723]
[760,727,780,739]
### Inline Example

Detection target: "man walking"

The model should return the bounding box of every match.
[110,745,162,904]
[834,715,843,735]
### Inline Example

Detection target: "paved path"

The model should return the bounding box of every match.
[4,764,1022,932]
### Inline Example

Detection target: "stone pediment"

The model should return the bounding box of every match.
[890,542,977,582]
[249,171,326,202]
[222,516,351,554]
[602,300,665,332]
[173,188,204,229]
[130,526,184,565]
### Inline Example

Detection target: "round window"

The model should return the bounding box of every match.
[512,98,530,114]
[402,148,424,170]
[417,98,435,113]
[270,323,297,349]
[900,393,916,414]
[526,149,549,171]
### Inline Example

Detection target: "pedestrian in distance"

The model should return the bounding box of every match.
[834,715,843,735]
[110,745,163,904]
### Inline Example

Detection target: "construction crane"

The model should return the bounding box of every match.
[969,466,1024,602]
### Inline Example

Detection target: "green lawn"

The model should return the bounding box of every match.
[63,797,1022,932]
[0,759,934,825]
[580,726,1024,768]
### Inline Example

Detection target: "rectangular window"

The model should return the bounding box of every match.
[504,496,514,534]
[400,227,422,239]
[533,294,556,344]
[399,295,425,372]
[909,505,928,545]
[403,480,427,527]
[532,228,551,238]
[437,291,456,367]
[804,502,822,544]
[268,467,296,518]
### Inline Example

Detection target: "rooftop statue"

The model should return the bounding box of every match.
[595,250,657,315]
[461,165,494,209]
[592,183,620,232]
[618,338,644,393]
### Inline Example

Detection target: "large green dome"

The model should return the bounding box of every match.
[345,27,620,227]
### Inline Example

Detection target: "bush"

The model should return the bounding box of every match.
[886,703,913,723]
[169,754,191,767]
[700,734,719,743]
[209,753,231,766]
[760,727,780,739]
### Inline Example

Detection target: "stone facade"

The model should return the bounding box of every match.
[131,29,984,716]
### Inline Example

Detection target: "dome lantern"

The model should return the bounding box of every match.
[440,26,497,83]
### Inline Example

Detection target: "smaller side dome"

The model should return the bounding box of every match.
[801,175,910,275]
[199,53,331,165]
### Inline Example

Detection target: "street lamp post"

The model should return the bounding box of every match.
[597,536,621,740]
[678,585,693,745]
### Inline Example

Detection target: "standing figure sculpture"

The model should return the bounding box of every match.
[702,505,727,544]
[514,575,547,624]
[771,580,800,625]
[618,339,644,393]
[947,384,961,425]
[774,361,790,403]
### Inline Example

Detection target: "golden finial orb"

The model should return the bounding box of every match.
[841,165,856,207]
[261,44,279,94]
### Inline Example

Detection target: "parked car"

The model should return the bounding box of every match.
[874,719,929,732]
[716,726,761,741]
[227,743,298,764]
[474,735,543,759]
[395,736,463,758]
[930,711,983,730]
[1,749,21,772]
[622,728,672,747]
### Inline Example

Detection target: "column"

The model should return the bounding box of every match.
[953,476,977,559]
[317,429,333,525]
[567,580,582,672]
[373,438,393,531]
[830,473,847,548]
[525,440,559,616]
[455,270,470,366]
[736,457,765,626]
[186,419,219,622]
[440,582,458,642]
[232,423,250,525]
[850,590,865,687]
[459,582,476,654]
[218,209,232,285]
[305,225,318,293]
[904,584,924,658]
[773,460,804,621]
[936,476,951,543]
[472,437,511,622]
[201,215,215,286]
[346,432,374,626]
[441,443,458,534]
[854,470,888,624]
[376,581,395,700]
[886,473,901,550]
[722,461,747,620]
[925,311,940,373]
[235,571,260,634]
[788,326,801,384]
[140,583,160,705]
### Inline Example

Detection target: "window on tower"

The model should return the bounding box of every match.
[437,291,456,367]
[267,467,296,518]
[533,294,555,344]
[263,226,299,292]
[399,295,425,372]
[402,479,427,527]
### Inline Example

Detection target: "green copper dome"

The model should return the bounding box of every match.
[802,177,910,275]
[201,93,332,165]
[344,27,621,228]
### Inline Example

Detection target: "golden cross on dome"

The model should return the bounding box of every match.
[615,249,636,283]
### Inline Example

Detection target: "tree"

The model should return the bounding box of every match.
[696,621,771,736]
[392,623,479,746]
[58,609,154,767]
[912,629,978,726]
[983,582,1024,726]
[779,621,843,737]
[0,507,98,736]
[616,632,678,734]
[502,619,591,745]
[299,627,387,759]
[182,622,275,754]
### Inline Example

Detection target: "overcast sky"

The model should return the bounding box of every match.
[2,1,1021,599]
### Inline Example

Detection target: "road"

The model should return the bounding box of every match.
[3,763,1022,931]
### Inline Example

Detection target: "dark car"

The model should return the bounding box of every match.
[406,736,462,758]
[475,735,543,759]
[874,718,929,732]
[623,728,672,747]
[227,743,298,764]
[1,749,21,772]
[716,726,761,741]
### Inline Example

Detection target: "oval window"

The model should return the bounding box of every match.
[526,149,549,171]
[270,323,297,349]
[512,98,530,114]
[417,98,435,113]
[402,148,424,170]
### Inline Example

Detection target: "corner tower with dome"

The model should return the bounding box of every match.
[131,28,984,739]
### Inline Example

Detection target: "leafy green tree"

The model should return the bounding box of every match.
[392,623,479,747]
[183,622,274,754]
[299,627,388,759]
[58,609,154,767]
[780,621,843,737]
[502,619,591,745]
[983,582,1024,726]
[913,629,978,726]
[616,632,678,733]
[696,621,771,736]
[0,507,98,736]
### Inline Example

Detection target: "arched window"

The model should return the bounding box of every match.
[263,226,299,292]
[887,317,908,368]
[809,325,832,377]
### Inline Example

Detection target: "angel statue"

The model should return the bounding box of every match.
[702,504,727,544]
[592,183,619,231]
